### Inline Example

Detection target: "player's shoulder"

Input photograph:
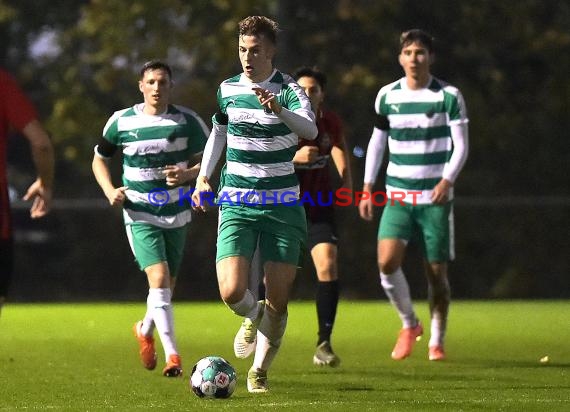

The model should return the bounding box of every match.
[171,104,201,118]
[171,104,209,133]
[221,73,242,85]
[277,70,294,84]
[103,106,134,135]
[431,77,461,96]
[107,106,133,123]
[278,71,304,95]
[377,78,403,98]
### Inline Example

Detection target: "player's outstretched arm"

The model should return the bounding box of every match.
[21,120,54,218]
[92,153,127,207]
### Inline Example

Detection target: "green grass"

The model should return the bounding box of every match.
[0,301,568,411]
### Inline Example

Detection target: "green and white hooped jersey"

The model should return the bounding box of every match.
[375,76,468,204]
[103,103,208,228]
[214,69,314,205]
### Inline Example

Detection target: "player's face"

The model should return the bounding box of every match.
[239,34,275,82]
[399,41,433,81]
[139,68,172,113]
[297,76,324,113]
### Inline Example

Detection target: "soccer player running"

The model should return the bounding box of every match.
[92,60,208,376]
[358,30,468,361]
[292,67,352,367]
[0,67,55,317]
[191,16,317,393]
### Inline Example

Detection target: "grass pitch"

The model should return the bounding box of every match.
[0,301,568,411]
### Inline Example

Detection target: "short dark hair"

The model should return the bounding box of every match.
[238,16,279,45]
[140,60,172,79]
[400,29,435,53]
[292,66,327,91]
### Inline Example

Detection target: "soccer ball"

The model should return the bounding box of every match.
[190,356,237,398]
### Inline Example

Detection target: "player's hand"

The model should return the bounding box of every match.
[192,176,214,212]
[294,146,319,164]
[105,186,128,207]
[22,178,52,218]
[358,196,374,221]
[164,165,189,187]
[431,179,452,204]
[252,87,282,114]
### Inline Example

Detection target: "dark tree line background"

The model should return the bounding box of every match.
[2,0,568,301]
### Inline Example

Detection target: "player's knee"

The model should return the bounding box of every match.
[316,263,337,281]
[219,289,244,305]
[378,258,399,275]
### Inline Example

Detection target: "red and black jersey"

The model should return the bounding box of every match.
[295,109,344,221]
[0,68,38,239]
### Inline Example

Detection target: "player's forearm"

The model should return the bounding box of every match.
[331,146,353,190]
[442,123,469,183]
[92,155,116,196]
[277,108,318,140]
[363,127,388,186]
[24,120,54,189]
[31,142,54,190]
[198,124,227,179]
[183,163,201,183]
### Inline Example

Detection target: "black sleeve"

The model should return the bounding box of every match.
[214,109,228,126]
[95,137,118,158]
[375,114,390,131]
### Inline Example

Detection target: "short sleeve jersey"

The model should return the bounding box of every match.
[375,76,468,204]
[296,109,344,220]
[101,103,208,228]
[0,69,38,239]
[213,69,314,206]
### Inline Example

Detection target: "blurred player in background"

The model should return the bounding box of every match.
[0,67,54,317]
[359,30,469,361]
[292,66,352,367]
[92,60,208,376]
[192,16,317,393]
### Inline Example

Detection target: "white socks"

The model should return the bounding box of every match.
[147,287,177,358]
[380,267,417,328]
[429,311,446,348]
[427,280,450,347]
[227,289,260,320]
[253,308,287,371]
[140,309,155,336]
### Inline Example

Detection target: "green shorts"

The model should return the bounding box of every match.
[217,204,307,265]
[378,201,454,262]
[126,223,188,276]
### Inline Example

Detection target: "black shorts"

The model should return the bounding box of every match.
[307,218,338,251]
[0,237,14,297]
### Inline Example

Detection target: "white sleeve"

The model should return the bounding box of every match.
[363,127,388,185]
[198,123,227,179]
[442,122,469,183]
[276,107,318,140]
